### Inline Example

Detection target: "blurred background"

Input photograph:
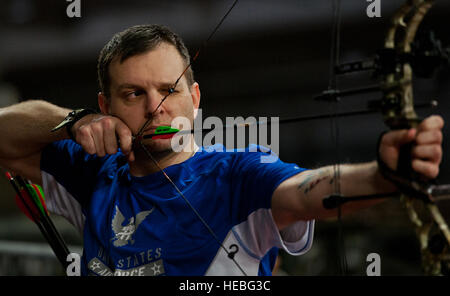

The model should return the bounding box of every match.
[0,0,449,276]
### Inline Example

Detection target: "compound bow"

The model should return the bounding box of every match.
[323,0,450,275]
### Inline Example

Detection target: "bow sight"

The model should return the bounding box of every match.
[315,30,449,107]
[335,30,450,78]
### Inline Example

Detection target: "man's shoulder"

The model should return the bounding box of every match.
[198,143,279,165]
[190,144,280,176]
[41,139,125,176]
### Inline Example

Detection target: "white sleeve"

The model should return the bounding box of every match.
[232,208,314,258]
[278,218,315,255]
[41,171,85,234]
[204,208,314,275]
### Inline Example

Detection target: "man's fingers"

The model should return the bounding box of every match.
[76,125,96,155]
[412,159,440,179]
[91,123,106,157]
[115,121,133,155]
[381,128,416,148]
[102,118,118,155]
[412,144,442,163]
[379,115,444,180]
[74,115,133,158]
[417,115,444,132]
[415,129,443,145]
[411,116,443,179]
[127,151,135,162]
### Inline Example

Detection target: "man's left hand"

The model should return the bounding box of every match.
[379,115,444,179]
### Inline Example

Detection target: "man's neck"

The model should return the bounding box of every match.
[128,142,198,177]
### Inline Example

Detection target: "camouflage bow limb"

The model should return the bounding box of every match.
[381,0,450,275]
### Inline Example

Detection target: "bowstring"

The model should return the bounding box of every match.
[133,0,247,275]
[328,0,348,275]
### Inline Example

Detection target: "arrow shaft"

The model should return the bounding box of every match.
[142,101,436,140]
[6,173,70,269]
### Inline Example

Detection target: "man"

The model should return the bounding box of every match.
[0,24,444,276]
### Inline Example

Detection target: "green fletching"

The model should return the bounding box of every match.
[35,184,45,202]
[155,126,179,134]
[26,184,46,216]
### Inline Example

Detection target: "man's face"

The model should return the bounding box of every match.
[99,42,200,153]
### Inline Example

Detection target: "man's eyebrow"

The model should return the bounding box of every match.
[157,81,177,89]
[116,83,142,91]
[116,82,178,91]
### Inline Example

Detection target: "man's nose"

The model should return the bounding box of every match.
[145,90,165,116]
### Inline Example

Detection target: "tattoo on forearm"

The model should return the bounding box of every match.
[298,169,334,194]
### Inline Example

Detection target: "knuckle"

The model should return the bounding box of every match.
[116,126,129,137]
[96,147,106,157]
[433,145,442,156]
[431,166,439,178]
[83,143,96,155]
[77,125,89,136]
[101,117,114,129]
[433,115,445,126]
[117,127,133,145]
[105,149,115,156]
[105,145,117,155]
[425,165,438,178]
[117,123,131,136]
[425,165,433,176]
[435,131,443,143]
[76,126,91,142]
[91,122,103,133]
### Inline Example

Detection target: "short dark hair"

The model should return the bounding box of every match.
[97,24,194,98]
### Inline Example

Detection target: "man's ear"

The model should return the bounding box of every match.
[190,82,201,115]
[98,92,110,114]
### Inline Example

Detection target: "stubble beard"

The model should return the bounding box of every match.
[135,138,174,160]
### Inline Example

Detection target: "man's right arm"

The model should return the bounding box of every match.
[0,100,71,184]
[0,100,134,185]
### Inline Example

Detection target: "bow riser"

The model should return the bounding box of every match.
[382,1,433,129]
[381,0,449,275]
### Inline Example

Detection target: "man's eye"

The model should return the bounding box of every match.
[163,88,177,94]
[126,90,144,98]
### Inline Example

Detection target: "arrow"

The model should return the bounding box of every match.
[5,172,71,270]
[141,100,437,141]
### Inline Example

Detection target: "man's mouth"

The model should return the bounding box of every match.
[143,127,157,134]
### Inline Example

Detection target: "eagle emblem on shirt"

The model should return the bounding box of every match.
[111,205,154,247]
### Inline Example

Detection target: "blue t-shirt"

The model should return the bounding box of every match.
[40,141,314,276]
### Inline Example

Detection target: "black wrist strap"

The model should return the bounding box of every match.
[51,108,97,141]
